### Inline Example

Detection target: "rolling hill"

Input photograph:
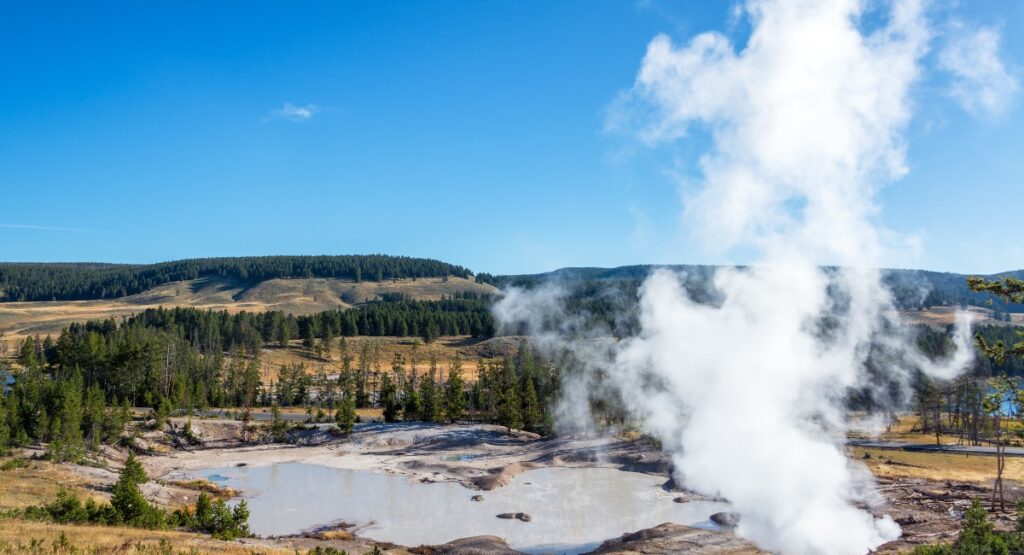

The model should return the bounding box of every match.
[0,274,498,340]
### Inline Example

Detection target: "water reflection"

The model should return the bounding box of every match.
[194,463,727,555]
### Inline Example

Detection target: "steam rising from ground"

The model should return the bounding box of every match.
[495,1,982,553]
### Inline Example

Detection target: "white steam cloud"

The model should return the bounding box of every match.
[496,1,980,553]
[939,23,1020,119]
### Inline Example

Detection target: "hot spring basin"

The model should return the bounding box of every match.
[192,463,728,554]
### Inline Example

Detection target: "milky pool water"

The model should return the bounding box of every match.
[189,463,728,554]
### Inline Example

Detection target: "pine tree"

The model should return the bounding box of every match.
[380,374,399,423]
[444,363,465,423]
[335,377,357,434]
[403,370,421,421]
[111,453,153,525]
[0,394,9,455]
[497,360,522,434]
[521,377,541,433]
[417,360,442,421]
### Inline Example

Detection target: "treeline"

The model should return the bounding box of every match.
[0,255,473,301]
[0,365,133,461]
[314,341,557,434]
[11,297,493,409]
[0,295,551,457]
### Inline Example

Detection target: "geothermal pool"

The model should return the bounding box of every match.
[189,463,728,554]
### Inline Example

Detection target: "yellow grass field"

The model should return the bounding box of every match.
[0,518,296,554]
[852,447,1021,484]
[255,335,523,384]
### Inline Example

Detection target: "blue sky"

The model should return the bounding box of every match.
[0,1,1021,275]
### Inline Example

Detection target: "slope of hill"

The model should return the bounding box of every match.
[0,255,473,302]
[0,275,498,340]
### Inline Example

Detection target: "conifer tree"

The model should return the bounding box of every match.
[379,374,399,423]
[335,377,357,434]
[521,377,541,433]
[444,361,466,423]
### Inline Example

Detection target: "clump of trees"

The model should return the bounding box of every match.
[14,452,249,539]
[0,363,132,462]
[911,499,1024,554]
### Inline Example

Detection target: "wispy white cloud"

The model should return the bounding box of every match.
[265,102,321,122]
[0,223,89,232]
[939,23,1020,118]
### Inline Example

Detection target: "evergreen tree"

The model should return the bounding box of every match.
[521,377,541,433]
[497,360,522,434]
[403,373,421,421]
[379,374,399,423]
[335,378,357,434]
[0,395,9,455]
[111,453,158,526]
[444,362,466,423]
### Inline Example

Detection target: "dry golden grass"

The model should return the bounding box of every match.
[0,518,294,554]
[873,414,967,445]
[895,305,1013,328]
[0,456,99,510]
[166,481,236,500]
[853,447,1022,484]
[254,335,521,384]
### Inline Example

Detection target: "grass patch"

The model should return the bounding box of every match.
[854,447,1024,483]
[0,458,29,472]
[0,517,293,554]
[167,480,237,500]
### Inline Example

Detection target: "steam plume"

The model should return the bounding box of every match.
[496,1,977,553]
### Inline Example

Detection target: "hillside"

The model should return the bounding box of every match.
[0,275,498,340]
[0,255,473,302]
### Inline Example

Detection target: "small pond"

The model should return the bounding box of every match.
[188,463,728,554]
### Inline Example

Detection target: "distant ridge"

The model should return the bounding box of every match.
[494,265,1024,313]
[0,255,473,302]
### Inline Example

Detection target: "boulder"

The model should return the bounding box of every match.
[471,495,484,502]
[711,512,741,527]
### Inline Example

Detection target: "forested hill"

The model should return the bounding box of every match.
[0,255,473,302]
[484,265,1024,313]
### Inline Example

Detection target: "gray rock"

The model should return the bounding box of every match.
[711,511,741,527]
[471,495,484,502]
[495,512,531,522]
[588,522,760,554]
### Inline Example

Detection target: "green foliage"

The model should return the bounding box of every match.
[444,362,466,423]
[153,397,173,430]
[174,492,251,540]
[111,453,162,527]
[912,499,1024,554]
[335,378,357,434]
[521,377,541,432]
[380,374,399,423]
[17,461,249,540]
